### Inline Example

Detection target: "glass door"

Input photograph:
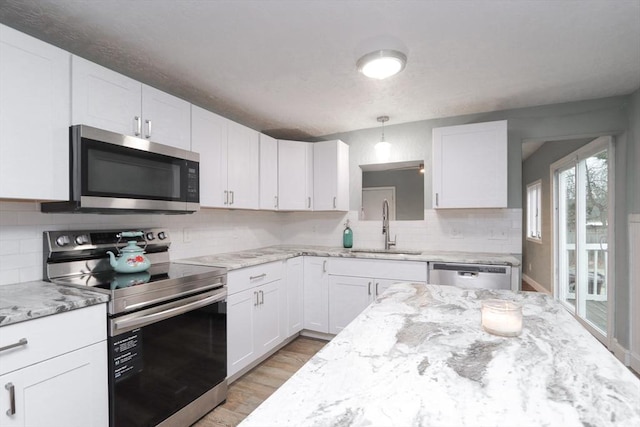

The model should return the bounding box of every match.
[553,137,612,343]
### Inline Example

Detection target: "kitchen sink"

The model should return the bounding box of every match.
[348,249,423,256]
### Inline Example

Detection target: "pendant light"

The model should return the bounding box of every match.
[375,116,391,162]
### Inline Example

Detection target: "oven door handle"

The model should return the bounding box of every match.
[113,291,225,333]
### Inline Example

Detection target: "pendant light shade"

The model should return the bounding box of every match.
[375,116,391,161]
[357,50,407,79]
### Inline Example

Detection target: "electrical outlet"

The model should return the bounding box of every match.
[450,227,463,239]
[183,228,191,243]
[488,228,508,240]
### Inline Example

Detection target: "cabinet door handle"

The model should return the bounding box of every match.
[145,119,152,139]
[333,196,337,209]
[0,338,27,353]
[230,191,235,205]
[375,282,379,296]
[250,273,267,281]
[307,197,311,209]
[322,260,327,273]
[224,190,228,205]
[274,196,278,209]
[134,116,141,136]
[5,383,15,416]
[435,193,439,207]
[368,281,372,296]
[254,291,259,306]
[259,290,264,305]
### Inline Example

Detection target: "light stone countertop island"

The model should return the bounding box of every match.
[240,284,640,427]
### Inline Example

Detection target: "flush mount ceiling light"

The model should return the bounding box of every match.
[357,49,407,79]
[375,115,391,161]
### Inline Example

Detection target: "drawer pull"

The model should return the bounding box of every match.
[0,338,27,353]
[250,273,267,281]
[5,382,15,416]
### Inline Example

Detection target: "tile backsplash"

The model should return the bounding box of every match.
[0,200,521,286]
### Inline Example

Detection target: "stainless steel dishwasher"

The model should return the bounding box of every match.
[429,262,512,290]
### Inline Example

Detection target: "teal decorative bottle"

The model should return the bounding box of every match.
[343,220,353,248]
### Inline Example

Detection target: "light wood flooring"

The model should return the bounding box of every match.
[193,337,327,427]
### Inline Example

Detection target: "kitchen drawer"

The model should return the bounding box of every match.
[0,303,106,375]
[329,258,427,282]
[227,261,284,295]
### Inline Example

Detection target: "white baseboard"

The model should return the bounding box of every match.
[612,338,631,366]
[522,274,551,294]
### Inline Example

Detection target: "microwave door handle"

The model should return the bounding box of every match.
[114,292,225,332]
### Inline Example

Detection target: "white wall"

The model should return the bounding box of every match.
[280,209,521,254]
[0,201,282,285]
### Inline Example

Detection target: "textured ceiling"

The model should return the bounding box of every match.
[1,0,639,140]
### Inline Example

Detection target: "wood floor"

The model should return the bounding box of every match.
[193,337,327,427]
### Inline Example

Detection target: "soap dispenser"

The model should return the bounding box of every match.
[343,219,353,248]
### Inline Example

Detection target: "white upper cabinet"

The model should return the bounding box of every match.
[71,56,141,137]
[0,24,70,200]
[432,120,508,209]
[278,140,313,211]
[313,140,349,211]
[192,105,259,209]
[191,105,228,207]
[259,134,279,210]
[141,84,191,150]
[72,56,190,150]
[227,120,260,209]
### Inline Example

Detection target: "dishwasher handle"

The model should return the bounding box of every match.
[458,271,479,278]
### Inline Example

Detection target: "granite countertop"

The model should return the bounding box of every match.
[176,245,521,270]
[0,281,109,327]
[240,283,640,427]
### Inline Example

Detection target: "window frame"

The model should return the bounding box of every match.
[526,179,542,243]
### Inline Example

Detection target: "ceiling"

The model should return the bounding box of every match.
[1,0,639,140]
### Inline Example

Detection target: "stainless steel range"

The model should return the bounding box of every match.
[44,228,228,427]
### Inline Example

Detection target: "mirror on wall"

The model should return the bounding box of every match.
[360,160,425,221]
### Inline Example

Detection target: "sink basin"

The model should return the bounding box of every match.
[348,249,423,256]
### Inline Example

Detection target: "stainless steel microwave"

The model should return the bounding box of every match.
[41,125,199,214]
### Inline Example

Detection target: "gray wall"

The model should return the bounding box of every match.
[629,89,640,214]
[320,94,636,349]
[362,169,424,220]
[522,139,591,291]
[320,95,630,212]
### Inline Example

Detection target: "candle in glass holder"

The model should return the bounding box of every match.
[481,299,523,337]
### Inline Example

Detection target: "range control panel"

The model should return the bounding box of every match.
[45,228,171,254]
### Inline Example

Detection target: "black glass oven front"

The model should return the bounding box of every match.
[108,294,226,427]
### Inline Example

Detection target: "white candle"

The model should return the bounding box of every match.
[481,299,523,337]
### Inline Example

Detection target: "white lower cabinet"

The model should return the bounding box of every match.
[227,262,286,378]
[303,257,330,333]
[327,258,428,334]
[0,304,108,427]
[285,257,304,336]
[0,342,108,427]
[328,275,372,334]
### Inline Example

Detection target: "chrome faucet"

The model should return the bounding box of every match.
[382,199,396,250]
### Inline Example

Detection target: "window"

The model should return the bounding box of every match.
[527,180,542,242]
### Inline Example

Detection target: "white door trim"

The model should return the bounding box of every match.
[550,136,615,348]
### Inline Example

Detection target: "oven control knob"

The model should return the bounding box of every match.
[55,235,70,247]
[75,234,89,245]
[157,232,167,240]
[146,232,155,241]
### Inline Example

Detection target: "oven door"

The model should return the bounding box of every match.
[108,289,226,427]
